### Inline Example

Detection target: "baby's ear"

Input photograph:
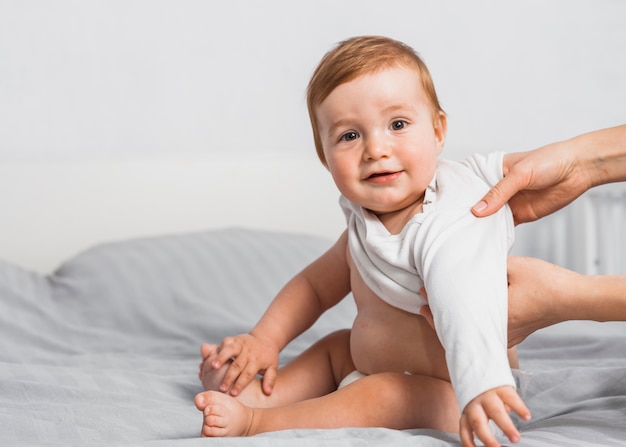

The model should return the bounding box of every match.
[434,111,447,154]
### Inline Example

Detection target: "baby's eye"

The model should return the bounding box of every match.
[340,131,359,142]
[391,120,407,130]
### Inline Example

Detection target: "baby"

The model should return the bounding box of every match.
[195,35,530,447]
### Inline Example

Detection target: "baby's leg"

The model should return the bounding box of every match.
[196,371,460,437]
[197,329,355,409]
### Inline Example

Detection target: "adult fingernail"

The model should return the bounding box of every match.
[473,200,487,212]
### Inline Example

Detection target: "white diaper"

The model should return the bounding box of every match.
[338,370,367,389]
[338,370,414,389]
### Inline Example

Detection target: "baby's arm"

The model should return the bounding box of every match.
[210,231,351,396]
[461,385,530,447]
[419,203,525,444]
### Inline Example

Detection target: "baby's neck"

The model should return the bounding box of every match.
[373,196,424,235]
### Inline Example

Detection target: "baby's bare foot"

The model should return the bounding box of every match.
[199,344,231,392]
[195,390,254,437]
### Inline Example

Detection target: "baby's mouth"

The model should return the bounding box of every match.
[368,172,392,178]
[365,171,402,183]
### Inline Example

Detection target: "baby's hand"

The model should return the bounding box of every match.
[460,385,531,447]
[211,333,280,397]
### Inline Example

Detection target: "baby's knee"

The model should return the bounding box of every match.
[315,329,352,356]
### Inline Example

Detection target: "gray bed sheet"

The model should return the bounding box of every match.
[1,228,624,446]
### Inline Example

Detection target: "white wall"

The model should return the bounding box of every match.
[2,0,625,161]
[1,0,625,271]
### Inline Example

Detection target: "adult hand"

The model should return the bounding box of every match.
[471,144,591,225]
[505,256,583,346]
[420,256,575,348]
[472,124,626,224]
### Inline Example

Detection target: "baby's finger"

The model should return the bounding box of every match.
[481,389,525,444]
[261,366,277,396]
[214,340,241,369]
[461,410,498,447]
[218,355,248,393]
[488,409,519,444]
[506,391,531,423]
[459,414,478,447]
[229,362,260,396]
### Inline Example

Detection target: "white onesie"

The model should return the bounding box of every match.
[341,152,516,411]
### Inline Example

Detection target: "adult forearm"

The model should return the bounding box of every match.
[564,274,626,322]
[530,124,626,181]
[583,125,626,186]
[505,257,626,347]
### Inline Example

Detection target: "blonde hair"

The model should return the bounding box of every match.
[307,35,444,165]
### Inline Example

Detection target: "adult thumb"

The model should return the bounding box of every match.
[471,176,519,217]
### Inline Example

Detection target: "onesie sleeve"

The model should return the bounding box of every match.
[417,207,515,411]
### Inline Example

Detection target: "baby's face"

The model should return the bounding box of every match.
[316,65,446,217]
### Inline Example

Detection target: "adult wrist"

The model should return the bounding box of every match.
[579,125,626,187]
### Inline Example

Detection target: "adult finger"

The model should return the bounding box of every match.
[471,174,525,218]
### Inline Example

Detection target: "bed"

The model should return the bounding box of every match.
[2,0,626,443]
[1,225,625,447]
